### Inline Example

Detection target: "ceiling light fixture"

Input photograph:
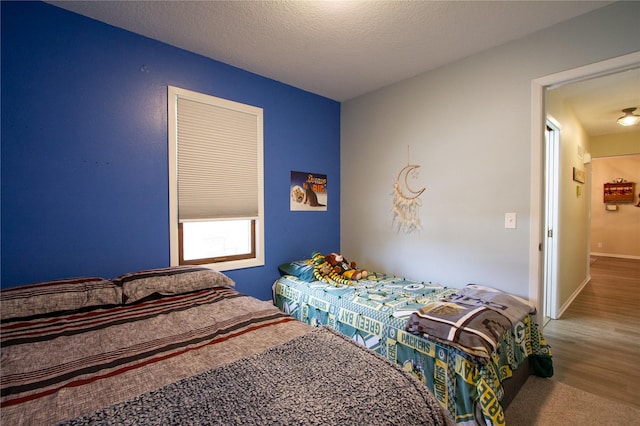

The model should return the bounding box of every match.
[616,107,640,126]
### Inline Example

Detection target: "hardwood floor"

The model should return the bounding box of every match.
[541,256,640,408]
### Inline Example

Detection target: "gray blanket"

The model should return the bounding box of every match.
[446,284,535,324]
[405,284,536,361]
[61,327,454,426]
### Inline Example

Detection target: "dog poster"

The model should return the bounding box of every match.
[290,171,327,211]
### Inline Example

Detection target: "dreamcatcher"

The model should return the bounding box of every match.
[392,147,425,234]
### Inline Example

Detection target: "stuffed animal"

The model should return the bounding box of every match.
[310,251,332,283]
[309,251,359,286]
[325,252,368,281]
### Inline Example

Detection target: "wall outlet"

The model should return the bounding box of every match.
[505,212,517,229]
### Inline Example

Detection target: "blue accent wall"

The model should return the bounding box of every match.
[1,1,341,300]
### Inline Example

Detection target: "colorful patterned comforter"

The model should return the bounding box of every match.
[273,274,553,426]
[1,286,453,426]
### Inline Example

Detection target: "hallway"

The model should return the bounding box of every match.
[542,256,640,408]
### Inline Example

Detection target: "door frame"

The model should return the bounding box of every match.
[528,51,640,325]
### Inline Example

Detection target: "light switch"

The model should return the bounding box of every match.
[505,212,517,229]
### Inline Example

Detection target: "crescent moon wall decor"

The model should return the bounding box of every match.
[393,163,426,234]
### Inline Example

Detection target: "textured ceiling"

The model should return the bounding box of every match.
[48,0,612,101]
[47,0,638,135]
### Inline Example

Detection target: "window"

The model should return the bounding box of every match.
[168,86,264,270]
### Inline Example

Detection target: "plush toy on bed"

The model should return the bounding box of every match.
[310,251,362,286]
[326,252,368,281]
[310,251,332,283]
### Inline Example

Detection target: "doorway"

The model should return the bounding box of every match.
[529,51,640,323]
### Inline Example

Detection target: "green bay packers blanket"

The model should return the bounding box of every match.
[273,274,553,426]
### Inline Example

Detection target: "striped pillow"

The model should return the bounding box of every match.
[113,266,235,304]
[1,277,122,320]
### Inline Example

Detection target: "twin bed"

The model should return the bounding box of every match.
[274,255,553,425]
[1,266,453,426]
[1,259,553,426]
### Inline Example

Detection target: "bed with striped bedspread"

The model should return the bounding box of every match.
[1,286,310,425]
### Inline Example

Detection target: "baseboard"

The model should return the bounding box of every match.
[590,252,640,260]
[556,274,590,319]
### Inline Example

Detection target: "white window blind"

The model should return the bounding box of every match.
[168,86,264,269]
[177,97,260,221]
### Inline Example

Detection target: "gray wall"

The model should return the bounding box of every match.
[341,2,640,302]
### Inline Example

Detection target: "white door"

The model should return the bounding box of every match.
[543,120,560,320]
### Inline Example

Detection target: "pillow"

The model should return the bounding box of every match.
[278,259,316,282]
[113,266,235,304]
[0,277,122,320]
